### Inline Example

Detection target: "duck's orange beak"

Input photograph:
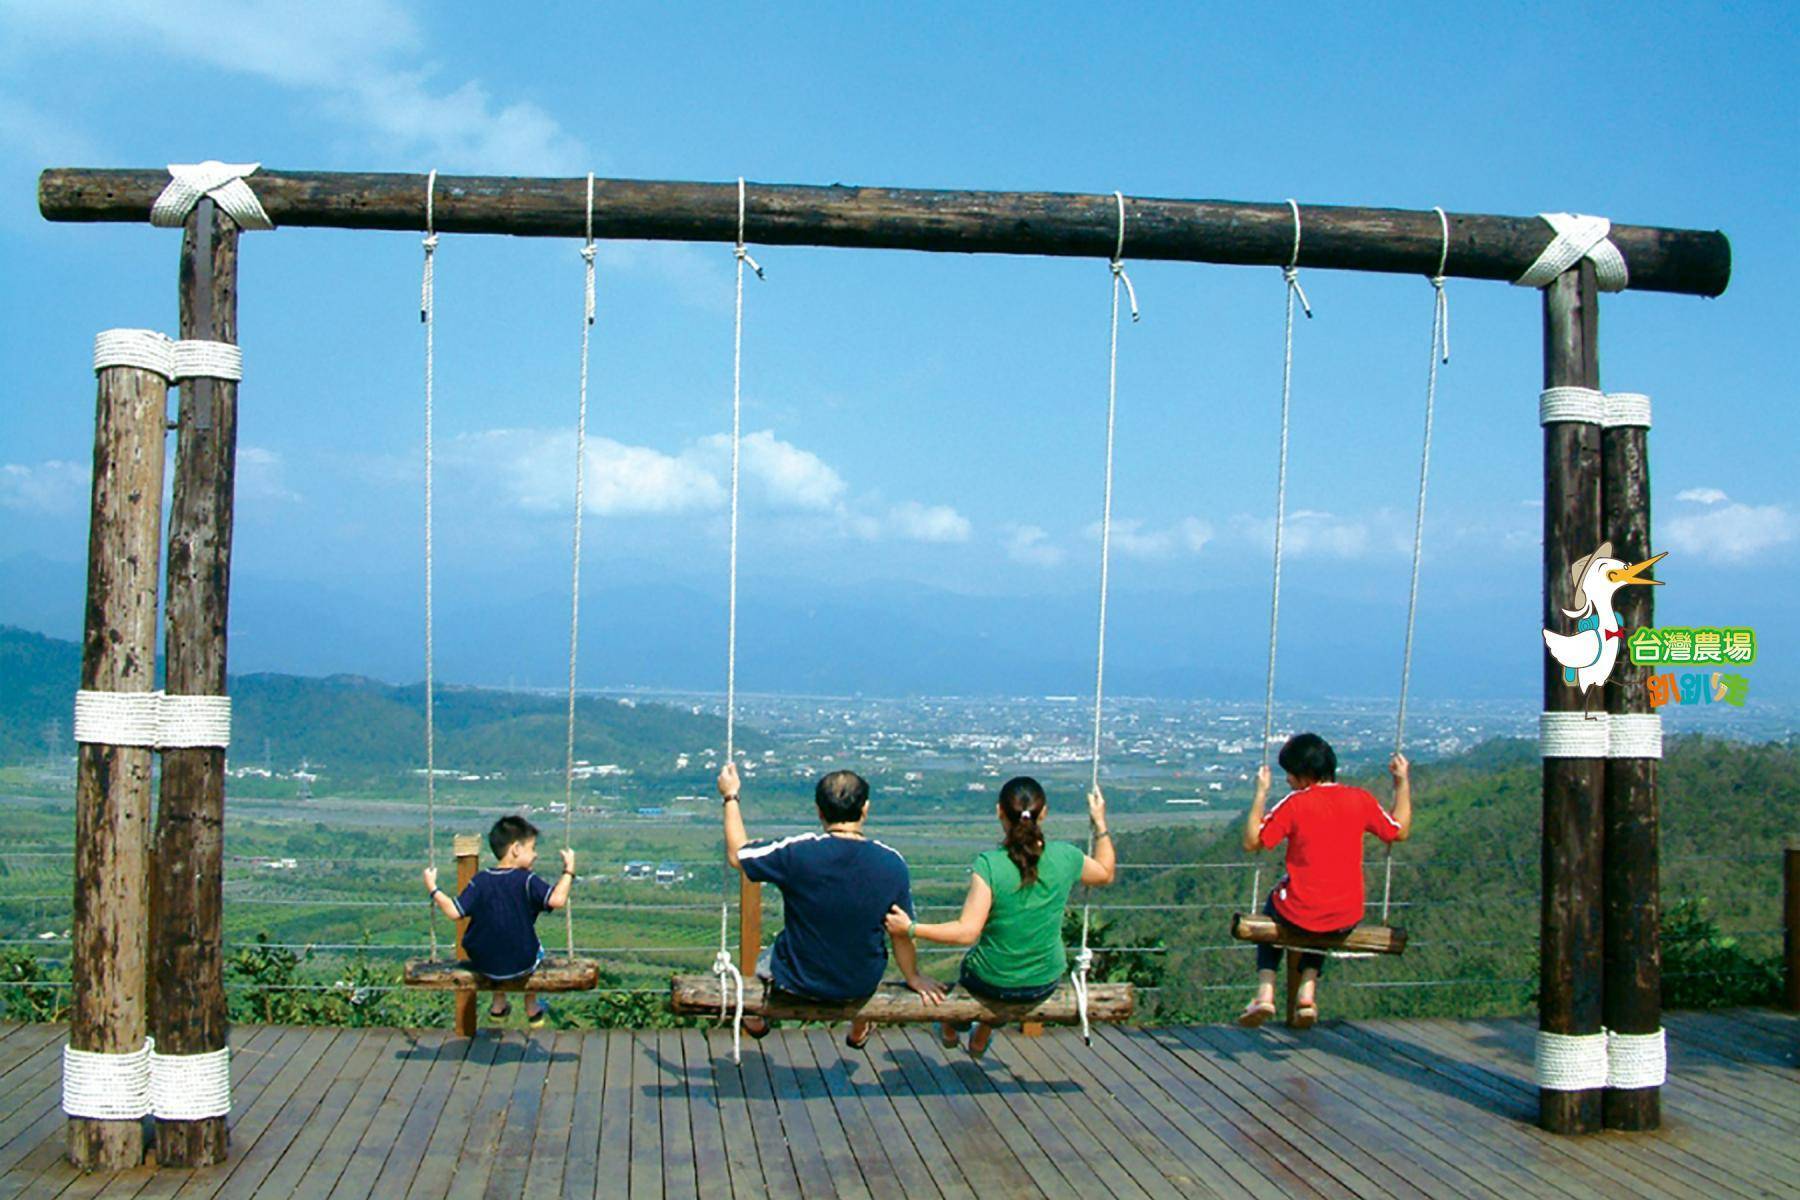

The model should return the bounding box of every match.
[1607,552,1666,586]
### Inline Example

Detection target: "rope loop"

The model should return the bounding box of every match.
[1110,191,1139,321]
[1283,199,1313,318]
[735,177,764,279]
[1070,946,1095,1044]
[712,944,746,1063]
[1429,205,1451,363]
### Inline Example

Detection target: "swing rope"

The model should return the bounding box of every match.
[558,174,598,958]
[713,176,760,1062]
[1075,191,1136,1045]
[1259,199,1308,773]
[1380,206,1451,923]
[421,169,442,959]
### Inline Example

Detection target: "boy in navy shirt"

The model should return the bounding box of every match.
[720,763,943,1047]
[424,815,575,1027]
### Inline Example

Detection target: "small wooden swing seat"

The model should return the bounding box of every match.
[403,956,600,992]
[669,974,1134,1025]
[1230,911,1407,955]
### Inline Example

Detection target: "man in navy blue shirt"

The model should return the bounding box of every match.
[721,763,944,1046]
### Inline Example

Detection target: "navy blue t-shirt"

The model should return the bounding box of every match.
[455,867,553,979]
[739,833,912,1001]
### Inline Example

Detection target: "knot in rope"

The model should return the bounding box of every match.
[711,946,746,1063]
[1429,206,1451,363]
[1282,199,1313,318]
[150,161,273,231]
[1070,945,1096,1044]
[1109,191,1140,322]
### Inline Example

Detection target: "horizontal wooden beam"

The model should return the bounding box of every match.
[669,975,1135,1024]
[1230,912,1408,955]
[403,956,599,992]
[38,168,1730,296]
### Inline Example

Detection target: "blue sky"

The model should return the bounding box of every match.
[1,2,1795,703]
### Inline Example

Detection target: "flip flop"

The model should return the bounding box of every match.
[845,1021,874,1051]
[938,1021,960,1050]
[742,1015,775,1040]
[489,997,512,1019]
[1292,999,1319,1030]
[1237,1000,1277,1028]
[527,1002,552,1029]
[967,1024,994,1060]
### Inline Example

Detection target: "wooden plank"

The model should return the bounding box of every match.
[627,1032,663,1200]
[0,1035,73,1126]
[323,1031,452,1200]
[223,1031,380,1199]
[1663,1011,1800,1081]
[1654,1025,1800,1128]
[37,168,1734,296]
[519,1031,579,1200]
[796,1029,933,1200]
[358,1033,472,1200]
[759,1033,862,1200]
[438,1032,527,1200]
[730,1033,804,1200]
[700,1029,772,1200]
[671,976,1131,1024]
[475,1033,554,1200]
[0,1029,64,1083]
[402,958,599,992]
[594,1032,634,1200]
[399,1031,501,1200]
[873,1027,1040,1200]
[1096,1027,1343,1200]
[1230,914,1406,954]
[559,1032,608,1200]
[654,1030,698,1200]
[1000,1029,1186,1200]
[285,1027,414,1199]
[675,1030,734,1200]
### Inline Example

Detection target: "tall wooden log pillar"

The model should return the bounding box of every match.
[1602,389,1660,1130]
[68,342,170,1169]
[1540,261,1606,1134]
[151,197,239,1167]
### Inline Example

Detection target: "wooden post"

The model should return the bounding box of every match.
[68,336,169,1169]
[1602,387,1660,1131]
[1540,262,1606,1135]
[453,834,481,1037]
[1785,845,1799,1013]
[150,196,238,1167]
[1283,950,1304,1028]
[738,875,762,978]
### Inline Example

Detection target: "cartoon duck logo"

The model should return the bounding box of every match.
[1542,541,1665,717]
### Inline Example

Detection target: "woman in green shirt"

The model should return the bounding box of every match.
[885,776,1116,1057]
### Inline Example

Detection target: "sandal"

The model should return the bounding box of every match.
[845,1020,874,1051]
[489,997,512,1019]
[967,1024,994,1060]
[742,1015,775,1040]
[527,1002,552,1029]
[938,1021,960,1050]
[1292,997,1319,1030]
[1237,999,1276,1029]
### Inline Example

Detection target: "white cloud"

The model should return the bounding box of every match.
[690,430,848,513]
[0,460,88,512]
[1087,516,1214,559]
[238,446,301,504]
[1005,524,1064,567]
[1676,487,1729,505]
[1232,509,1373,559]
[886,501,971,544]
[1666,501,1796,562]
[451,429,720,516]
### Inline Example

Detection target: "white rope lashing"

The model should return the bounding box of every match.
[1539,387,1653,428]
[150,161,273,231]
[73,690,231,748]
[1074,190,1136,1045]
[559,173,599,959]
[715,176,762,1060]
[62,1040,152,1119]
[148,1045,231,1119]
[1540,711,1610,758]
[1607,713,1663,759]
[93,329,242,382]
[1259,199,1309,771]
[421,168,441,958]
[1605,1028,1667,1088]
[1603,392,1652,429]
[1535,1029,1609,1090]
[1514,213,1628,293]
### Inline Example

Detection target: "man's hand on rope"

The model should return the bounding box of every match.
[1087,786,1107,826]
[422,866,438,893]
[717,762,741,802]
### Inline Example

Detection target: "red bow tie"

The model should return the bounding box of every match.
[1604,627,1626,641]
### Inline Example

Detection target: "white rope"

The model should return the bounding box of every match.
[561,173,597,959]
[1514,213,1628,293]
[421,168,441,959]
[1540,711,1610,758]
[61,1040,152,1119]
[150,161,273,231]
[73,690,230,748]
[1538,386,1607,426]
[1603,392,1652,429]
[93,331,241,381]
[1607,713,1663,759]
[1605,1028,1666,1089]
[1535,1029,1609,1090]
[712,914,745,1064]
[1069,946,1094,1044]
[149,1045,231,1119]
[1259,200,1308,768]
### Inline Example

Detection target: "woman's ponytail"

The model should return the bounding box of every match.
[998,776,1047,887]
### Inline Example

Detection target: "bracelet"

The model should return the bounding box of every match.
[1093,829,1112,840]
[908,918,917,939]
[721,795,740,805]
[429,887,444,899]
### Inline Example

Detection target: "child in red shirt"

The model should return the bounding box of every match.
[1238,732,1411,1028]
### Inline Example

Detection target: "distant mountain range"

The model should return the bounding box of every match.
[0,625,737,776]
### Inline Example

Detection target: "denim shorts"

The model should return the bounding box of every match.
[959,961,1061,1005]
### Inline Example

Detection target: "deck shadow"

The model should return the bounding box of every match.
[391,1031,576,1064]
[1307,1021,1536,1122]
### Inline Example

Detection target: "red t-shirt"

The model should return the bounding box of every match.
[1258,782,1402,931]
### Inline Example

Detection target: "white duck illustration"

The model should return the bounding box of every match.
[1542,541,1665,717]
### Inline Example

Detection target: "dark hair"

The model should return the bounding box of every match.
[1277,732,1337,784]
[998,776,1047,887]
[815,770,870,824]
[489,815,540,860]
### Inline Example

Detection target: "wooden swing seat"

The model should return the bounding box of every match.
[669,974,1134,1025]
[1230,912,1407,955]
[403,956,600,992]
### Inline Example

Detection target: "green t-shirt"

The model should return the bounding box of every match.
[962,841,1086,989]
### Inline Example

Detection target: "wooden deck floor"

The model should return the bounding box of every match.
[0,1010,1792,1199]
